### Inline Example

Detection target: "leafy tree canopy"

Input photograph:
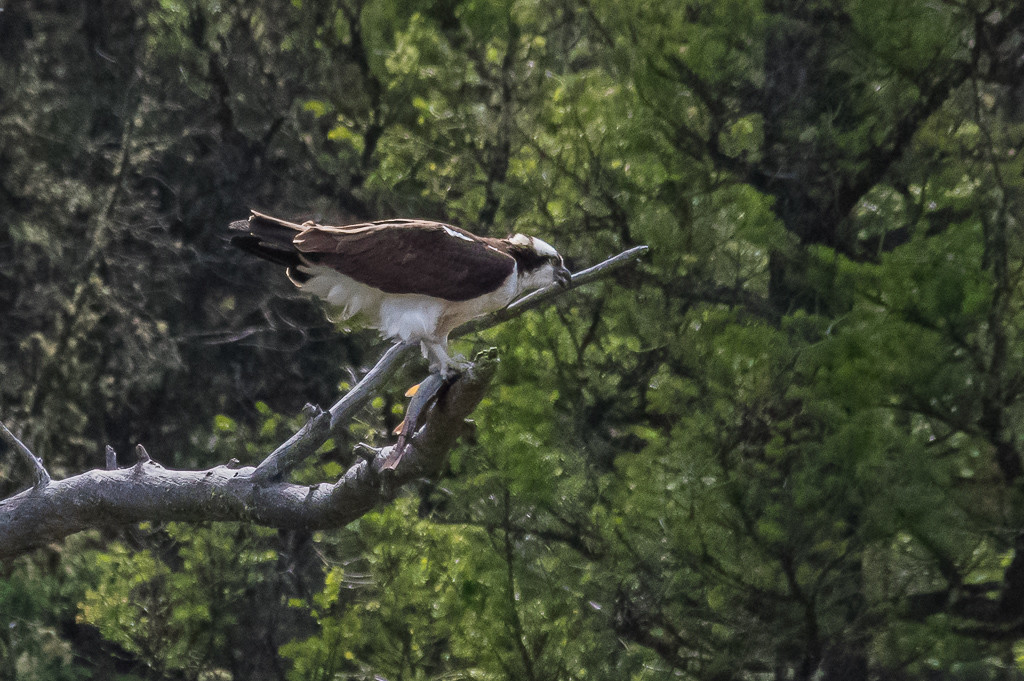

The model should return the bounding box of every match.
[2,0,1024,679]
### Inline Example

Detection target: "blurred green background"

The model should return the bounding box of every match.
[2,0,1024,678]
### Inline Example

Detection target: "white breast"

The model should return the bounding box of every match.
[297,265,520,343]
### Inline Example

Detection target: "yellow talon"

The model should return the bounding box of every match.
[405,382,421,397]
[393,419,406,435]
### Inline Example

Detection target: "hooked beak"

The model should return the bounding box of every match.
[554,265,572,288]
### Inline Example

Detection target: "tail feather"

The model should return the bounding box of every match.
[230,211,308,275]
[234,210,305,248]
[230,234,302,269]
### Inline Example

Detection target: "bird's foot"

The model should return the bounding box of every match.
[429,354,471,380]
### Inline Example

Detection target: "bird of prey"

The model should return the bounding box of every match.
[230,210,572,376]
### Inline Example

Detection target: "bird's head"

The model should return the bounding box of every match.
[506,233,572,294]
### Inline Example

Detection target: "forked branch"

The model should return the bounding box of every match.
[0,246,647,560]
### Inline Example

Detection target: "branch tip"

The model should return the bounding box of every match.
[133,444,153,473]
[459,245,649,335]
[354,442,380,462]
[251,406,333,485]
[0,420,50,488]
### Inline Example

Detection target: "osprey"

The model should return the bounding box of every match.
[230,210,571,375]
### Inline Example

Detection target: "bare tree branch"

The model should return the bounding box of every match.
[328,340,418,431]
[0,354,497,561]
[251,404,333,484]
[258,244,649,480]
[0,421,50,488]
[0,246,646,560]
[460,245,649,334]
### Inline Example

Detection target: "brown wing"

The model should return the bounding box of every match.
[293,220,516,302]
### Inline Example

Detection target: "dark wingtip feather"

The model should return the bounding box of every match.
[246,212,305,247]
[231,234,303,270]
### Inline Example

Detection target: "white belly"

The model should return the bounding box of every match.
[298,266,519,342]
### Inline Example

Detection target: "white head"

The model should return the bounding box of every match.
[506,233,572,294]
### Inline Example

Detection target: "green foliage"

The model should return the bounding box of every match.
[283,497,648,681]
[5,0,1024,678]
[78,525,279,677]
[0,563,81,681]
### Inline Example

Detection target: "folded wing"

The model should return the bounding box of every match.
[294,220,516,302]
